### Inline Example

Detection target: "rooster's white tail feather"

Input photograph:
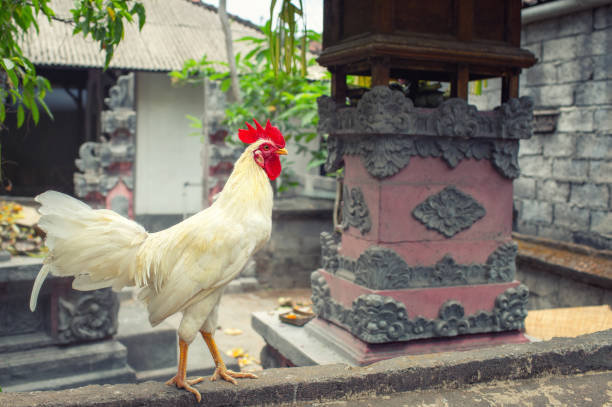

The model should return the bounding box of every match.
[29,191,148,310]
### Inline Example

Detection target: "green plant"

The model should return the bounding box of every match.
[171,14,330,192]
[0,0,145,128]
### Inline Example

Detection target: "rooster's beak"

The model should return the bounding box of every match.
[276,148,288,155]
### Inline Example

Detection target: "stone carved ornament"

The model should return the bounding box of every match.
[341,185,371,235]
[74,72,136,199]
[319,232,518,289]
[74,142,134,198]
[311,270,529,344]
[104,72,135,110]
[412,186,486,238]
[318,86,534,139]
[318,86,532,180]
[324,133,520,180]
[57,288,119,344]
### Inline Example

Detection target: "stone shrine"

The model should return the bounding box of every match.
[254,0,537,366]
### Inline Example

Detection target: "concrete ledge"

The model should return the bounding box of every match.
[2,329,611,406]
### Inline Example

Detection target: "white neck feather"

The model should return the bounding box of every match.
[212,142,274,218]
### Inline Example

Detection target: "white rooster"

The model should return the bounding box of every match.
[30,119,287,402]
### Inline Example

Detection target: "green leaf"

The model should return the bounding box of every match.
[17,104,25,127]
[2,58,15,70]
[220,78,232,92]
[38,97,54,120]
[31,100,40,124]
[0,102,5,123]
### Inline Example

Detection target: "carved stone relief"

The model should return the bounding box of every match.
[325,134,520,180]
[74,73,136,202]
[341,186,371,235]
[412,186,486,238]
[317,87,534,140]
[104,72,134,110]
[320,232,340,274]
[311,270,529,344]
[319,86,531,180]
[57,288,119,344]
[320,234,517,289]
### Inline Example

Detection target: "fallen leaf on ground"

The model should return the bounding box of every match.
[223,328,243,336]
[226,347,245,358]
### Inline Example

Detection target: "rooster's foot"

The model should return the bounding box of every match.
[210,367,258,385]
[165,375,204,402]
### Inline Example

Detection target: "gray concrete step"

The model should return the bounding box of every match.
[0,340,134,391]
[3,366,136,393]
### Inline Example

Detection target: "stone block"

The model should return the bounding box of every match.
[523,10,592,44]
[551,158,589,182]
[538,180,570,203]
[525,62,557,85]
[594,107,612,132]
[537,224,573,241]
[576,134,612,159]
[521,199,552,224]
[553,203,590,230]
[557,108,593,132]
[557,58,594,83]
[539,84,575,106]
[541,133,575,157]
[556,278,606,308]
[575,80,612,106]
[514,177,536,199]
[570,183,609,209]
[594,4,612,29]
[591,28,612,55]
[515,219,539,236]
[519,156,551,178]
[590,161,612,183]
[519,136,543,155]
[593,55,612,80]
[542,35,589,62]
[591,211,612,235]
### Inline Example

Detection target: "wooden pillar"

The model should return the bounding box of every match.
[451,64,469,100]
[502,71,520,102]
[331,67,347,105]
[371,59,390,87]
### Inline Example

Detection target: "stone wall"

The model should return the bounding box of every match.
[253,197,334,289]
[471,4,612,249]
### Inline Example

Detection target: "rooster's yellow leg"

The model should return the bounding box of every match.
[165,339,204,402]
[201,330,258,384]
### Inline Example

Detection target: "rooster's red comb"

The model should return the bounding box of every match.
[238,119,285,148]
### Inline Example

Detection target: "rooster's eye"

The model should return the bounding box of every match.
[263,145,270,150]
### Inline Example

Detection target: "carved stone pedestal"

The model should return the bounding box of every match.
[255,87,533,367]
[0,258,132,392]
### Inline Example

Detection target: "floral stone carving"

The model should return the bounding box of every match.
[57,288,119,344]
[320,232,340,273]
[341,186,371,235]
[311,270,529,344]
[412,186,486,238]
[320,234,517,289]
[325,134,520,180]
[318,87,530,180]
[317,87,533,140]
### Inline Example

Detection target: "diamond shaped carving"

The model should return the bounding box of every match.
[412,186,486,238]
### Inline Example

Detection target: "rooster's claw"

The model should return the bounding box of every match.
[211,367,258,385]
[166,375,204,402]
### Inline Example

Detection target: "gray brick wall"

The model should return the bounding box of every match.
[470,4,612,247]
